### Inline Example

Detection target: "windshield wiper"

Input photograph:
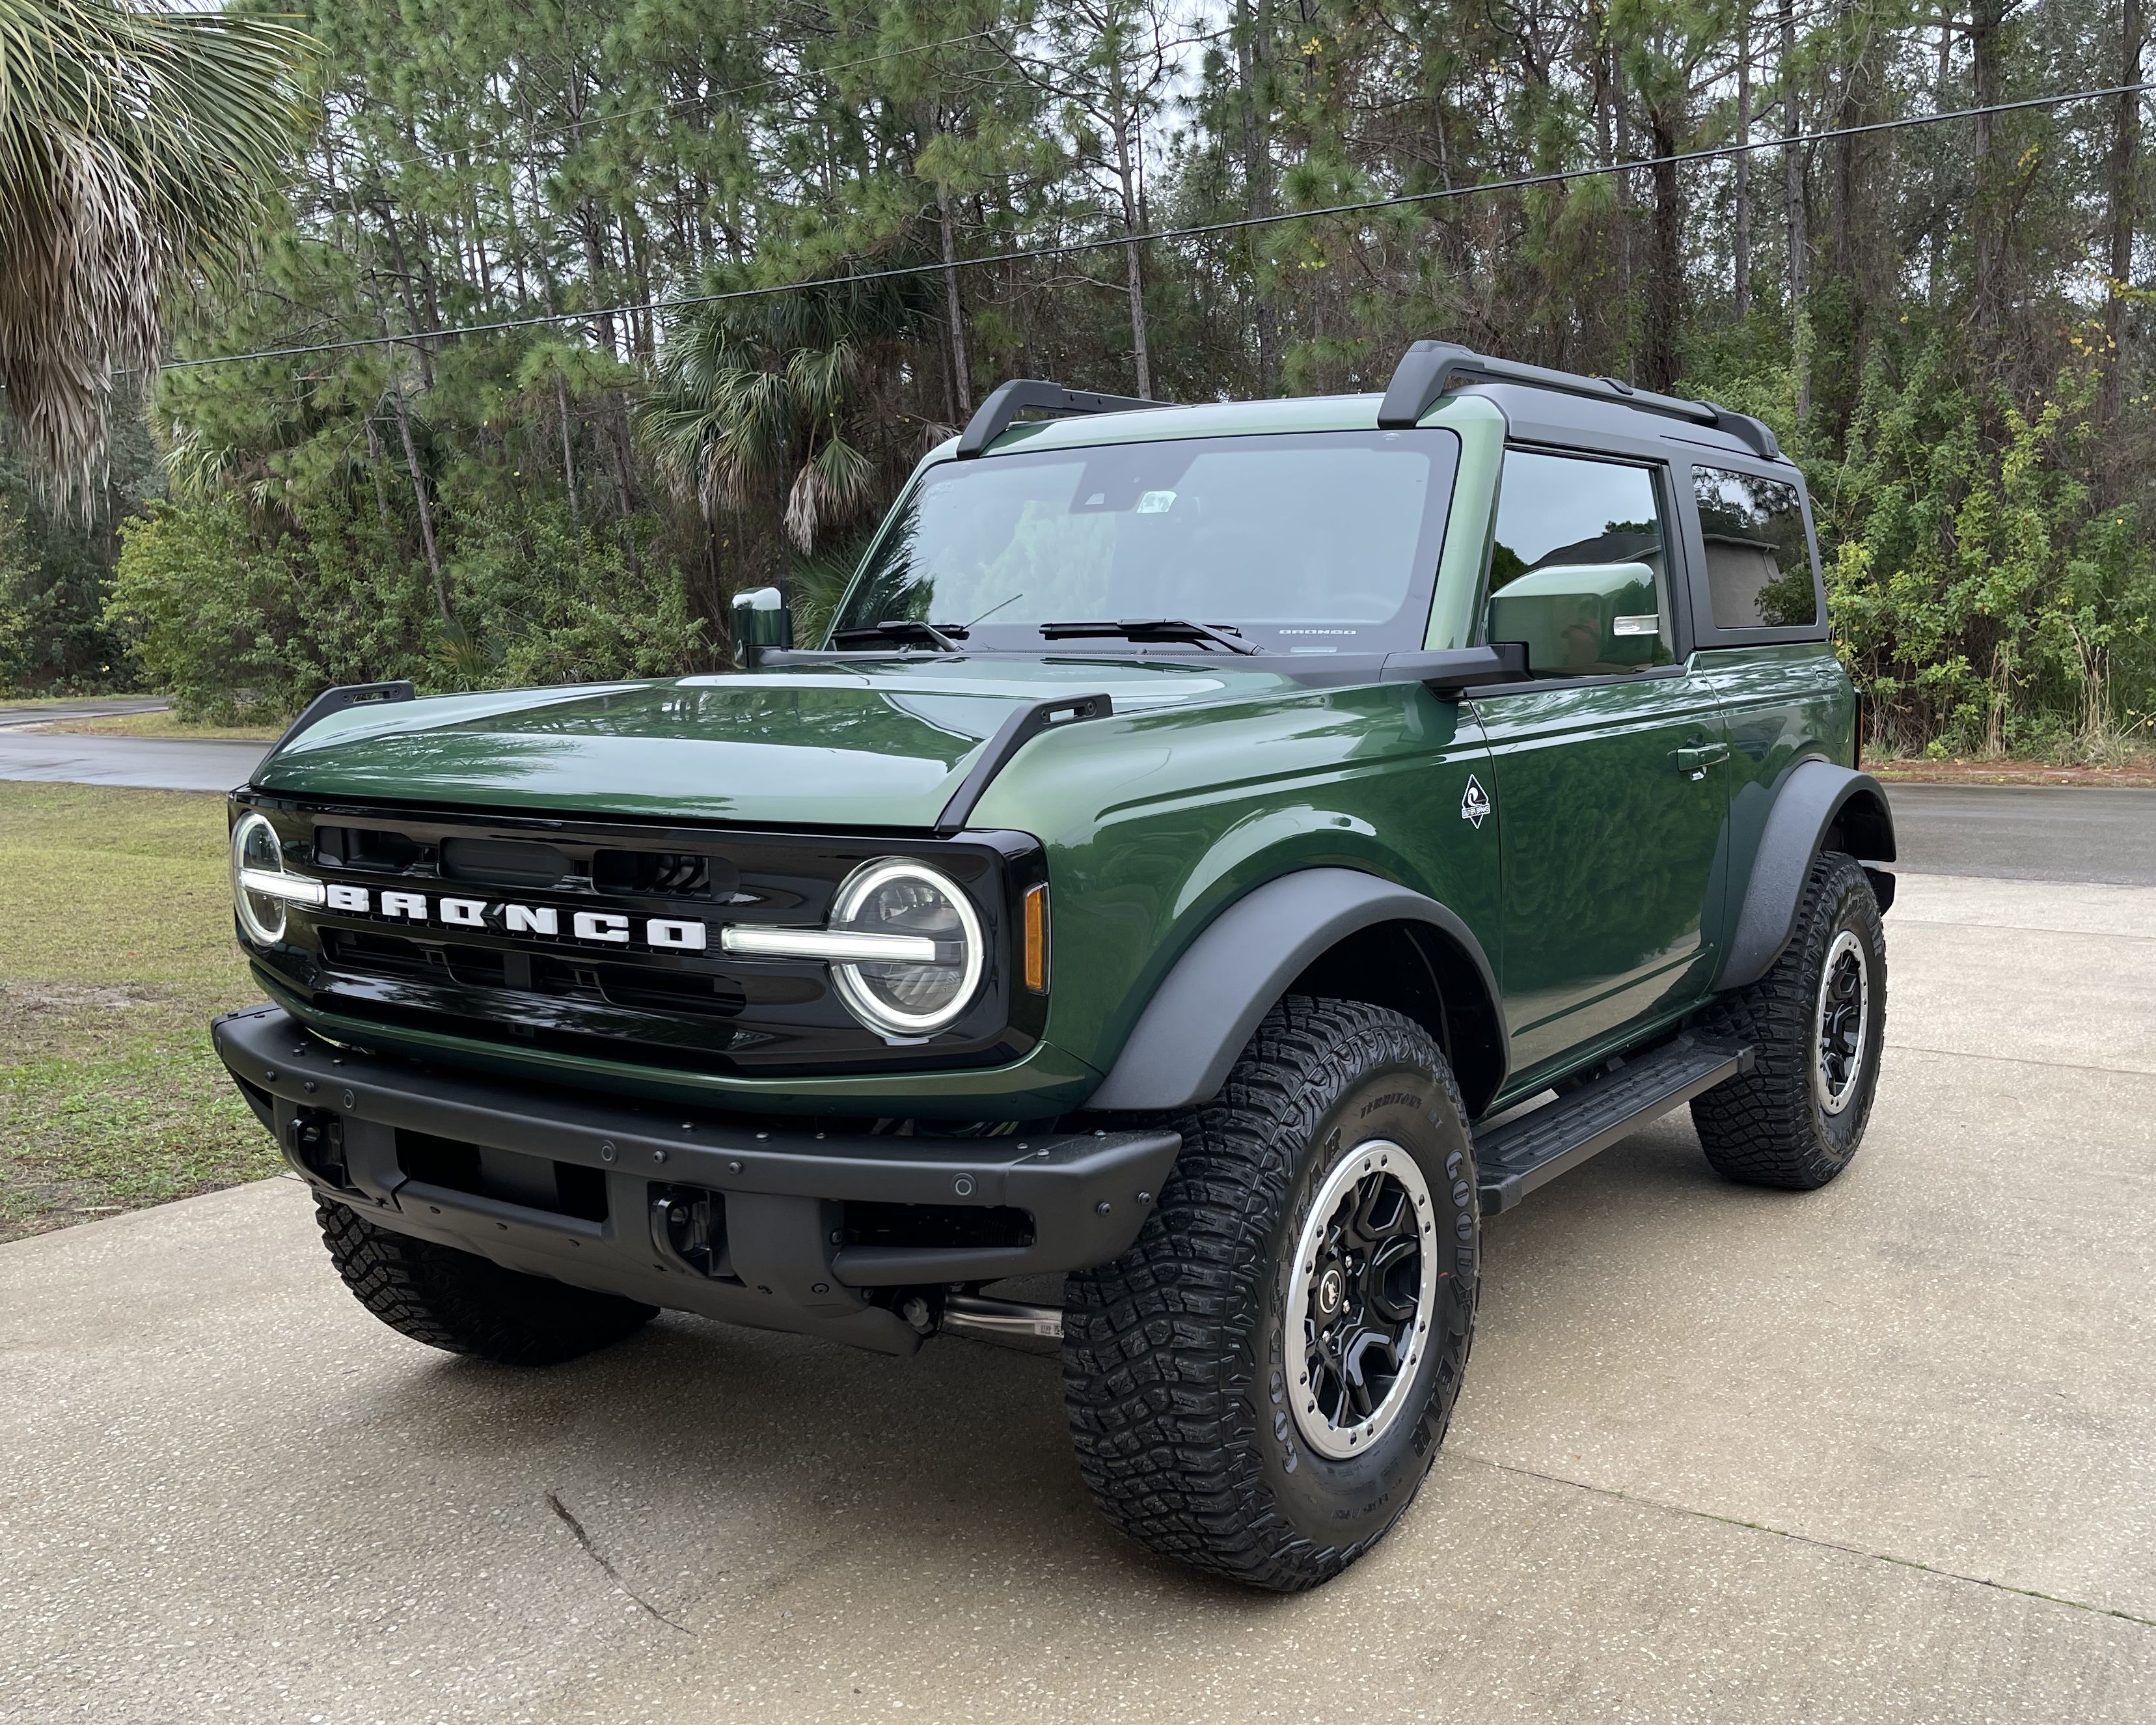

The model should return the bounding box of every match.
[830,618,970,652]
[1039,618,1259,655]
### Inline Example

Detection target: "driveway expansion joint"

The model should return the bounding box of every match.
[1883,1042,2156,1081]
[1458,1454,2156,1631]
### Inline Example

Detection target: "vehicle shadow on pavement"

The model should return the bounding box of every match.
[342,1276,1255,1609]
[325,1116,1779,1620]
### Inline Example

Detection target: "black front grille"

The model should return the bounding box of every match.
[240,796,1046,1079]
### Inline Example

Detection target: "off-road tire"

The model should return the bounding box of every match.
[316,1200,658,1365]
[1691,850,1887,1189]
[1062,997,1480,1592]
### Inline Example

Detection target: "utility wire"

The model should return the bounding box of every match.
[158,77,2156,376]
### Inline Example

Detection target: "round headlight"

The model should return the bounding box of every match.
[828,860,984,1037]
[230,810,288,945]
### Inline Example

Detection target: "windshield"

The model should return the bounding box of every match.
[830,428,1460,655]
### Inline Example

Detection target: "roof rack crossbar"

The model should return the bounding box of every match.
[955,378,1174,459]
[1377,340,1782,461]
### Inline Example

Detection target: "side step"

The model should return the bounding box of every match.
[1475,1033,1754,1214]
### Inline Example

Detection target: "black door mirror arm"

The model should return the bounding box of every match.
[1379,642,1531,698]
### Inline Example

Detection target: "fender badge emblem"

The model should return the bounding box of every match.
[1460,776,1492,829]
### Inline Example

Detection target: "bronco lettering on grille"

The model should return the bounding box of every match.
[318,885,707,951]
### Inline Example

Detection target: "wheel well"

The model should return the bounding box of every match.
[1289,919,1505,1116]
[1825,786,1896,862]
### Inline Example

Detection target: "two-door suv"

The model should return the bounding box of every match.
[215,341,1895,1591]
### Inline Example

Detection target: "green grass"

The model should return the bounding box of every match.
[32,710,283,741]
[0,782,279,1243]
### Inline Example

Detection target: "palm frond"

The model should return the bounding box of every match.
[0,0,311,510]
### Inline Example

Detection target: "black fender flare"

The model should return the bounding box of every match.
[1084,867,1507,1113]
[1716,758,1897,992]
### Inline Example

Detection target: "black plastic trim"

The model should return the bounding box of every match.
[955,379,1174,458]
[1085,867,1508,1112]
[935,693,1113,835]
[1379,339,1783,460]
[1378,643,1529,697]
[1716,760,1897,991]
[215,1004,1182,1348]
[1475,1032,1754,1212]
[266,681,415,761]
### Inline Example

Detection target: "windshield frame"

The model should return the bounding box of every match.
[823,425,1464,659]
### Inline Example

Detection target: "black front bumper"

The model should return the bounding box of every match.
[213,1006,1179,1357]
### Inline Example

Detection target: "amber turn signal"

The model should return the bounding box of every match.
[1022,883,1049,993]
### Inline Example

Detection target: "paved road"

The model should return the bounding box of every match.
[3,726,2153,889]
[3,868,2152,1723]
[1886,782,2156,885]
[0,696,171,730]
[0,729,264,792]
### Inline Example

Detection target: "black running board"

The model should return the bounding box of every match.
[1475,1033,1754,1214]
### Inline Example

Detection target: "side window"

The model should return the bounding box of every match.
[1691,465,1820,629]
[1488,449,1674,678]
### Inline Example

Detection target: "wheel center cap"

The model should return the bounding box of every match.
[1317,1265,1344,1317]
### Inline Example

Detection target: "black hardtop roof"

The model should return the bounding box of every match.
[957,340,1791,470]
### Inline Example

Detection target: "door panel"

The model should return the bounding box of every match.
[1475,674,1730,1079]
[1471,443,1732,1089]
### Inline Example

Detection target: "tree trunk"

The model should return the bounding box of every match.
[1969,0,2008,352]
[362,415,394,533]
[554,370,580,529]
[1734,8,1753,318]
[1110,103,1153,397]
[1644,111,1684,391]
[388,381,447,620]
[936,180,972,415]
[1781,0,1808,421]
[1236,0,1277,394]
[2103,0,2145,434]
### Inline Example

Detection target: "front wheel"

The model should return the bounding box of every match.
[316,1200,657,1366]
[1062,997,1480,1592]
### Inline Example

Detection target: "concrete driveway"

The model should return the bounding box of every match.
[4,868,2155,1720]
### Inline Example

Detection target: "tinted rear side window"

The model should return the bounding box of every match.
[1692,466,1819,628]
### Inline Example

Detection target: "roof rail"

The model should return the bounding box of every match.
[1376,340,1783,462]
[955,378,1174,459]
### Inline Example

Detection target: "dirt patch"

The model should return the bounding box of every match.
[1868,756,2156,788]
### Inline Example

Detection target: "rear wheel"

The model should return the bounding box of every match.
[1691,851,1887,1189]
[1063,997,1479,1592]
[316,1200,657,1365]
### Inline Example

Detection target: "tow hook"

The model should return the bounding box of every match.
[907,1293,1064,1342]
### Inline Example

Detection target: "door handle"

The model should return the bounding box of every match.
[1672,741,1730,779]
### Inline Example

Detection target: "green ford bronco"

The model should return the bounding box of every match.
[215,340,1894,1592]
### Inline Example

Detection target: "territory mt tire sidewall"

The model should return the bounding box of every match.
[1251,1050,1479,1554]
[1811,874,1887,1159]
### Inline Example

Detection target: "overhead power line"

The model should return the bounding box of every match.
[159,78,2156,377]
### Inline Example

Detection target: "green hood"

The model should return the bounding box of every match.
[252,657,1302,827]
